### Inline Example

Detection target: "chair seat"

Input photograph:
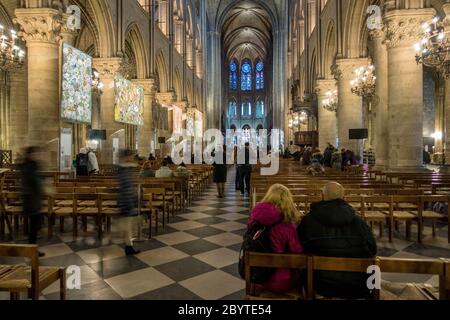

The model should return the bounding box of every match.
[372,204,390,210]
[79,201,97,207]
[102,208,121,216]
[5,206,22,215]
[53,207,73,216]
[246,289,303,300]
[102,201,118,207]
[77,208,99,215]
[397,203,418,210]
[422,211,446,219]
[365,211,388,220]
[393,211,417,219]
[55,200,73,207]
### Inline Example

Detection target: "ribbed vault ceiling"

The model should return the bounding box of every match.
[221,1,272,61]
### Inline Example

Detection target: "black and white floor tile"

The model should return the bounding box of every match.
[1,169,449,300]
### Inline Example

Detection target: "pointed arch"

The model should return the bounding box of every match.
[155,50,169,92]
[125,22,149,79]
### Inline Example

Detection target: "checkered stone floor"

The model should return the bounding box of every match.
[1,168,450,300]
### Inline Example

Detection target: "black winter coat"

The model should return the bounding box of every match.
[297,199,377,299]
[21,160,43,216]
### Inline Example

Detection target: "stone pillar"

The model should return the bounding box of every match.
[332,58,368,158]
[15,8,63,169]
[369,29,389,169]
[444,80,450,164]
[133,79,156,158]
[8,67,28,160]
[316,79,338,151]
[93,58,126,165]
[384,9,434,170]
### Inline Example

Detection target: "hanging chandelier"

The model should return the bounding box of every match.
[414,16,450,77]
[92,68,104,94]
[350,62,376,99]
[322,89,338,112]
[0,24,25,72]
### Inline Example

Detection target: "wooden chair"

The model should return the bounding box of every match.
[141,192,161,239]
[379,257,450,300]
[390,196,421,242]
[98,193,121,234]
[48,193,74,237]
[307,256,380,300]
[73,193,101,238]
[0,244,66,300]
[244,252,308,300]
[361,195,391,239]
[418,195,449,243]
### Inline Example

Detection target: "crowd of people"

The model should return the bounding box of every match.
[246,182,377,299]
[286,143,361,174]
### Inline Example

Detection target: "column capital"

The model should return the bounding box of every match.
[60,13,79,45]
[315,79,337,95]
[132,78,157,96]
[14,8,63,45]
[156,91,177,105]
[383,8,435,49]
[93,57,129,80]
[175,100,189,112]
[332,58,371,81]
[369,28,384,41]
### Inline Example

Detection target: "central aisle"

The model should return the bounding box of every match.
[39,169,249,300]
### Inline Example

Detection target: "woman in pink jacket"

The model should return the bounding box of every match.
[248,184,303,293]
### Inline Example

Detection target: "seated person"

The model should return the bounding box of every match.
[248,184,302,294]
[306,159,325,176]
[297,182,377,299]
[148,153,156,161]
[173,163,191,178]
[140,161,155,178]
[155,159,173,178]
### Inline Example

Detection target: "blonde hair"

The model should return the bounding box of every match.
[261,184,300,223]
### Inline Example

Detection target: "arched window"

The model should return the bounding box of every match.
[241,101,252,117]
[256,100,265,118]
[228,100,237,117]
[241,60,252,91]
[255,60,264,90]
[229,60,238,90]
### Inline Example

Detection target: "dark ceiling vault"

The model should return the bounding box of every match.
[221,0,273,61]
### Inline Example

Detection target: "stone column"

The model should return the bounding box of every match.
[444,80,450,164]
[384,9,434,170]
[8,67,28,160]
[133,79,156,158]
[369,29,389,169]
[93,58,126,165]
[316,79,338,151]
[14,8,63,169]
[332,58,368,158]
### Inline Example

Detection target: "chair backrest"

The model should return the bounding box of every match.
[309,255,380,300]
[0,244,40,299]
[244,252,308,296]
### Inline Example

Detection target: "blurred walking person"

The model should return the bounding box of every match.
[21,146,45,257]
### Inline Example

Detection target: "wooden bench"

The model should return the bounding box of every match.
[0,244,66,300]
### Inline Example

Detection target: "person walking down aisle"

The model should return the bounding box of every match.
[117,150,140,256]
[239,143,252,197]
[20,146,45,257]
[213,146,228,198]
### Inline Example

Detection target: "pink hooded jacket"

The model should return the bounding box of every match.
[248,203,303,293]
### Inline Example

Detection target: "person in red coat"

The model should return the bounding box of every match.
[248,184,303,294]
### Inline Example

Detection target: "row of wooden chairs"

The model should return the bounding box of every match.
[244,251,450,300]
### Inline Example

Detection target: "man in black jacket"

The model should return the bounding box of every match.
[297,182,377,299]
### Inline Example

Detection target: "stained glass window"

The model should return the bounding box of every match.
[229,61,238,90]
[229,101,237,117]
[256,101,265,118]
[241,61,252,91]
[256,60,264,90]
[241,102,252,116]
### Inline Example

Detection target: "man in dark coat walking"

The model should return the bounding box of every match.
[297,182,377,299]
[21,146,45,257]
